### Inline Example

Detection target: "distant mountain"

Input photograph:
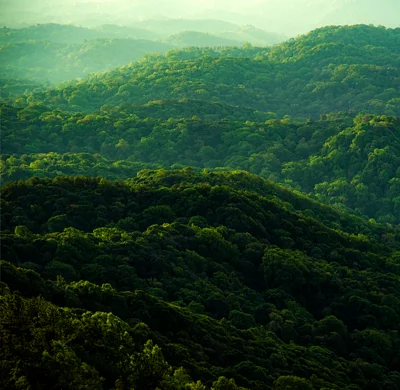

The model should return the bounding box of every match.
[0,38,175,83]
[0,24,160,45]
[134,18,240,36]
[146,20,285,46]
[194,0,400,36]
[0,22,285,84]
[215,25,285,46]
[1,0,398,35]
[318,0,400,28]
[165,31,241,48]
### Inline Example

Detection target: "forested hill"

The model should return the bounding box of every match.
[1,170,400,389]
[0,22,283,84]
[2,102,400,224]
[20,25,400,118]
[267,24,400,62]
[0,24,160,44]
[0,39,175,83]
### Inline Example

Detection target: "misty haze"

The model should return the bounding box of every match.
[1,0,400,35]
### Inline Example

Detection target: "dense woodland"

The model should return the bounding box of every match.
[2,171,400,389]
[10,25,398,118]
[1,23,400,389]
[2,104,400,224]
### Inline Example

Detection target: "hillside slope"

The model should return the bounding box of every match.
[0,21,284,84]
[2,102,399,224]
[0,39,175,83]
[1,170,400,389]
[22,25,400,117]
[0,23,160,45]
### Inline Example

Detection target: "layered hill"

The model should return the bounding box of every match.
[165,31,242,48]
[215,25,285,46]
[0,23,160,45]
[20,25,400,117]
[0,39,175,83]
[2,100,399,223]
[2,0,399,35]
[164,26,284,48]
[196,0,400,35]
[0,21,283,46]
[0,22,282,84]
[1,170,400,389]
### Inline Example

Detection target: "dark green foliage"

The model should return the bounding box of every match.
[0,290,217,389]
[1,171,400,389]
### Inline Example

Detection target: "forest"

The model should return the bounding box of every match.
[2,104,400,224]
[1,22,400,390]
[7,25,398,118]
[2,171,400,389]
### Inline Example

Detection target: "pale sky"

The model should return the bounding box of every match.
[1,0,399,35]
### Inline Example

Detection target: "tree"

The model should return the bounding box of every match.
[129,340,171,390]
[212,376,241,390]
[273,376,314,390]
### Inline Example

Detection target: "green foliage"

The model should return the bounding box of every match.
[16,25,400,117]
[1,171,400,388]
[1,22,400,390]
[273,376,314,390]
[2,103,399,223]
[0,22,282,85]
[0,292,208,390]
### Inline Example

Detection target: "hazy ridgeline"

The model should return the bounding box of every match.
[1,0,400,35]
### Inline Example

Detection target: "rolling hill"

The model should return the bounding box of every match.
[0,38,175,83]
[0,23,160,45]
[20,25,400,117]
[1,102,399,224]
[1,170,400,389]
[165,31,242,48]
[0,22,283,84]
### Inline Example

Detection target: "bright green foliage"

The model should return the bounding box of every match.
[1,105,399,223]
